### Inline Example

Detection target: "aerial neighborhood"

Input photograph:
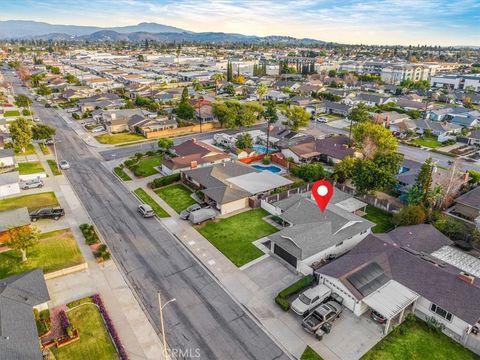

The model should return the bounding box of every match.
[1,14,480,360]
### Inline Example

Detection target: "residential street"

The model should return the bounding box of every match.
[4,70,289,359]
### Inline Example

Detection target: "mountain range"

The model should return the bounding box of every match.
[0,20,325,45]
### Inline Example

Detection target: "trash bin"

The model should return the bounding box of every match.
[315,329,325,340]
[322,322,332,334]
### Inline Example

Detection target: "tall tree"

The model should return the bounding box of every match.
[256,83,268,103]
[7,225,40,262]
[350,103,370,123]
[352,122,398,160]
[285,106,310,131]
[263,101,278,153]
[14,94,32,108]
[9,118,32,154]
[32,124,56,140]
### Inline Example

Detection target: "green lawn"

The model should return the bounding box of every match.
[0,229,85,279]
[410,135,442,148]
[18,161,45,175]
[0,191,59,212]
[131,155,162,177]
[361,317,479,360]
[15,143,36,156]
[4,110,20,117]
[197,208,278,267]
[363,205,394,233]
[95,133,145,145]
[39,143,50,155]
[301,346,324,360]
[113,166,131,181]
[47,159,62,175]
[52,297,118,360]
[154,184,196,213]
[134,188,169,218]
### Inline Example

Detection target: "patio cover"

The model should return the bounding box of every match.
[363,280,419,319]
[335,197,367,213]
[226,172,292,194]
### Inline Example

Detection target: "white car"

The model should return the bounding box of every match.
[59,160,70,170]
[33,116,40,122]
[291,284,332,316]
[316,117,328,123]
[20,178,44,190]
[91,126,105,133]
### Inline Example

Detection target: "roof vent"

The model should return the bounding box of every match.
[458,272,475,285]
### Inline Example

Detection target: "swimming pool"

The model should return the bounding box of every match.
[252,145,275,154]
[251,164,282,173]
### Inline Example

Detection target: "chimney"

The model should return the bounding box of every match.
[192,138,197,143]
[190,161,197,169]
[458,272,475,285]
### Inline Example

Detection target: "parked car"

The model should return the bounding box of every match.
[291,285,332,316]
[180,204,202,220]
[302,301,343,334]
[44,103,51,108]
[32,116,40,122]
[91,126,105,133]
[20,178,44,190]
[188,208,216,224]
[44,138,54,145]
[370,310,387,324]
[316,117,328,123]
[138,204,155,218]
[29,208,65,221]
[59,160,70,169]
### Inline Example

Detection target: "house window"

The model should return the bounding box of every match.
[430,303,452,321]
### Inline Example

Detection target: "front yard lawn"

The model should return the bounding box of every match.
[95,133,145,145]
[18,161,45,175]
[410,135,442,148]
[0,228,85,279]
[126,154,163,177]
[113,166,131,181]
[47,159,62,175]
[4,110,20,117]
[0,191,59,212]
[134,188,169,218]
[52,297,118,360]
[154,184,196,213]
[39,143,50,155]
[14,143,36,156]
[197,208,278,267]
[363,205,394,233]
[361,317,479,360]
[301,346,324,360]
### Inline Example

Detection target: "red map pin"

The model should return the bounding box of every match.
[312,180,334,213]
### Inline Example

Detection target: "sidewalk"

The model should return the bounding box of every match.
[33,144,165,360]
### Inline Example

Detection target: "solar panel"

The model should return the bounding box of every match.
[347,262,389,297]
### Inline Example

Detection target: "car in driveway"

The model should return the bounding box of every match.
[316,117,328,123]
[20,178,44,190]
[369,310,387,324]
[302,301,343,334]
[291,285,332,316]
[59,160,70,169]
[180,204,202,220]
[30,208,65,221]
[138,204,155,218]
[32,116,40,122]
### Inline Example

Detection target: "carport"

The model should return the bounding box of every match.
[363,280,419,334]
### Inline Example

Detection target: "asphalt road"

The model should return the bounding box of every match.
[4,69,288,360]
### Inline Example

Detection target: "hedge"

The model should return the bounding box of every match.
[148,173,181,189]
[275,275,315,311]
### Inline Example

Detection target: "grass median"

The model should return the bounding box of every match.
[134,188,169,218]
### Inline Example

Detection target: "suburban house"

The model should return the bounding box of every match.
[350,93,395,107]
[194,104,216,124]
[0,269,50,359]
[414,119,462,140]
[370,111,410,127]
[161,139,230,175]
[396,98,434,111]
[320,101,352,116]
[265,90,290,102]
[316,224,480,348]
[450,111,480,128]
[182,161,292,215]
[281,135,355,164]
[0,171,20,198]
[448,186,480,229]
[100,109,145,133]
[0,207,31,244]
[0,148,15,169]
[261,127,313,150]
[263,190,373,274]
[465,130,480,146]
[128,116,177,136]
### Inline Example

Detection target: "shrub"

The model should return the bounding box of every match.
[148,173,181,189]
[80,224,100,245]
[425,316,445,333]
[275,275,315,311]
[262,156,271,165]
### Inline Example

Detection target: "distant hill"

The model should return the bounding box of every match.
[0,19,326,45]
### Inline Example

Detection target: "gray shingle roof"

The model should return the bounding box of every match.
[0,207,30,232]
[455,186,480,210]
[0,171,19,187]
[0,269,50,360]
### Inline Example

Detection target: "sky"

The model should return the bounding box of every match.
[1,0,480,46]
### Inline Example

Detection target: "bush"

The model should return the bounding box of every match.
[79,224,100,245]
[148,173,181,189]
[425,316,445,333]
[275,275,315,311]
[262,156,271,165]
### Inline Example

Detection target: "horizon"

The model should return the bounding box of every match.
[1,0,479,46]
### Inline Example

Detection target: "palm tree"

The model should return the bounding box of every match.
[211,73,223,94]
[256,83,268,103]
[263,101,278,154]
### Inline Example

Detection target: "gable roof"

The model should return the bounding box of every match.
[0,269,50,360]
[0,207,30,232]
[288,135,354,160]
[455,186,480,210]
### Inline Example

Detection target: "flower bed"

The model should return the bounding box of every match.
[92,294,128,360]
[79,224,111,262]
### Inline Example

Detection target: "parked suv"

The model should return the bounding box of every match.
[180,204,201,220]
[29,208,65,221]
[302,301,343,334]
[291,285,332,316]
[20,178,44,190]
[138,204,155,218]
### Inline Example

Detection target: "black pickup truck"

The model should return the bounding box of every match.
[29,208,65,221]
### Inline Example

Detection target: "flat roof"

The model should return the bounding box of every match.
[226,172,292,194]
[431,246,480,278]
[363,280,419,319]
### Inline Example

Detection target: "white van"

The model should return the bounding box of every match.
[291,284,332,316]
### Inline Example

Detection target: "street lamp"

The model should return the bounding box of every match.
[158,293,176,360]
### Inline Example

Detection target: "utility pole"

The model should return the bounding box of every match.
[158,293,176,360]
[53,136,60,172]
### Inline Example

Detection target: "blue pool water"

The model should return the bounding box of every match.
[252,145,275,154]
[251,164,282,173]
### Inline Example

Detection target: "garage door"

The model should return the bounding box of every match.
[274,244,297,267]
